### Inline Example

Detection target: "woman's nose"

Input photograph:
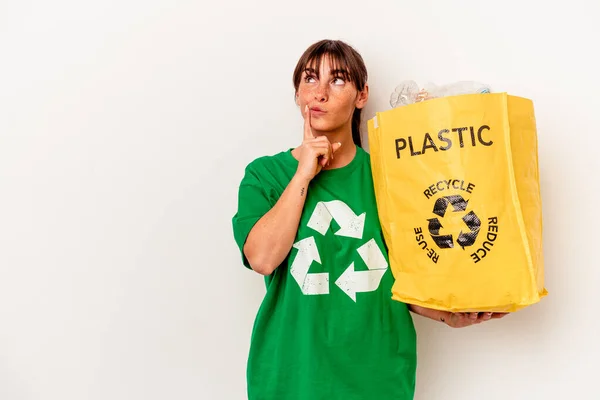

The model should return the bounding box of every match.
[314,84,328,102]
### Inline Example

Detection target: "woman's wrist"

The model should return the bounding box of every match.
[438,310,451,326]
[292,172,312,188]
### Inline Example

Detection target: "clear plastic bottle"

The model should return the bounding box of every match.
[389,80,421,108]
[390,80,491,108]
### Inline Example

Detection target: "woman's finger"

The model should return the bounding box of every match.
[310,144,332,166]
[303,105,314,141]
[332,142,342,154]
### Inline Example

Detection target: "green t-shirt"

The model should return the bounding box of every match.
[232,145,417,400]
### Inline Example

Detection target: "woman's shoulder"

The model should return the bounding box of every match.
[239,149,297,188]
[356,146,373,168]
[244,148,295,172]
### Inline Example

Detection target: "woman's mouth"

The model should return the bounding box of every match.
[310,107,326,116]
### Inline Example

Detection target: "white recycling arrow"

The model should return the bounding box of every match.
[290,236,329,295]
[335,238,388,302]
[307,200,366,239]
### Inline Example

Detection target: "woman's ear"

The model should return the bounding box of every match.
[355,84,369,109]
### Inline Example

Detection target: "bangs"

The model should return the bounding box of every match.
[304,51,353,82]
[293,40,367,91]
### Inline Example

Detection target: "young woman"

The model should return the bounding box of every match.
[232,39,503,400]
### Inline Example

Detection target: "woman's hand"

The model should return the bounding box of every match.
[294,105,341,181]
[443,312,508,328]
[408,304,508,328]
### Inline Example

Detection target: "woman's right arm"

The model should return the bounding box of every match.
[243,173,311,275]
[243,106,341,275]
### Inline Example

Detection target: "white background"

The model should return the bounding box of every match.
[1,1,598,399]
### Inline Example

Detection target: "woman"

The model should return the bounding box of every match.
[232,39,502,400]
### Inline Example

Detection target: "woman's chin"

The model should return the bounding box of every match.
[311,124,337,134]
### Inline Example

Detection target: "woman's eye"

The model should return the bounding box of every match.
[305,75,316,83]
[332,77,345,85]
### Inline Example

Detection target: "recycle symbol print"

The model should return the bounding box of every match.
[427,195,481,249]
[290,200,388,302]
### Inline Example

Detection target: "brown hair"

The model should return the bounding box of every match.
[292,39,368,147]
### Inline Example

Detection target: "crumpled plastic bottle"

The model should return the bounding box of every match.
[390,80,491,108]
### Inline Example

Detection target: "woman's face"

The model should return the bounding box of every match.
[296,56,368,134]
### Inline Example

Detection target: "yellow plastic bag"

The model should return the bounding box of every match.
[367,93,547,312]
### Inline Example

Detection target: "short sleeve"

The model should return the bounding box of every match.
[231,163,274,270]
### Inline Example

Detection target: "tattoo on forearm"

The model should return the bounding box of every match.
[300,187,305,197]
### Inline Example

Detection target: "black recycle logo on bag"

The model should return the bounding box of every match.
[427,195,481,249]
